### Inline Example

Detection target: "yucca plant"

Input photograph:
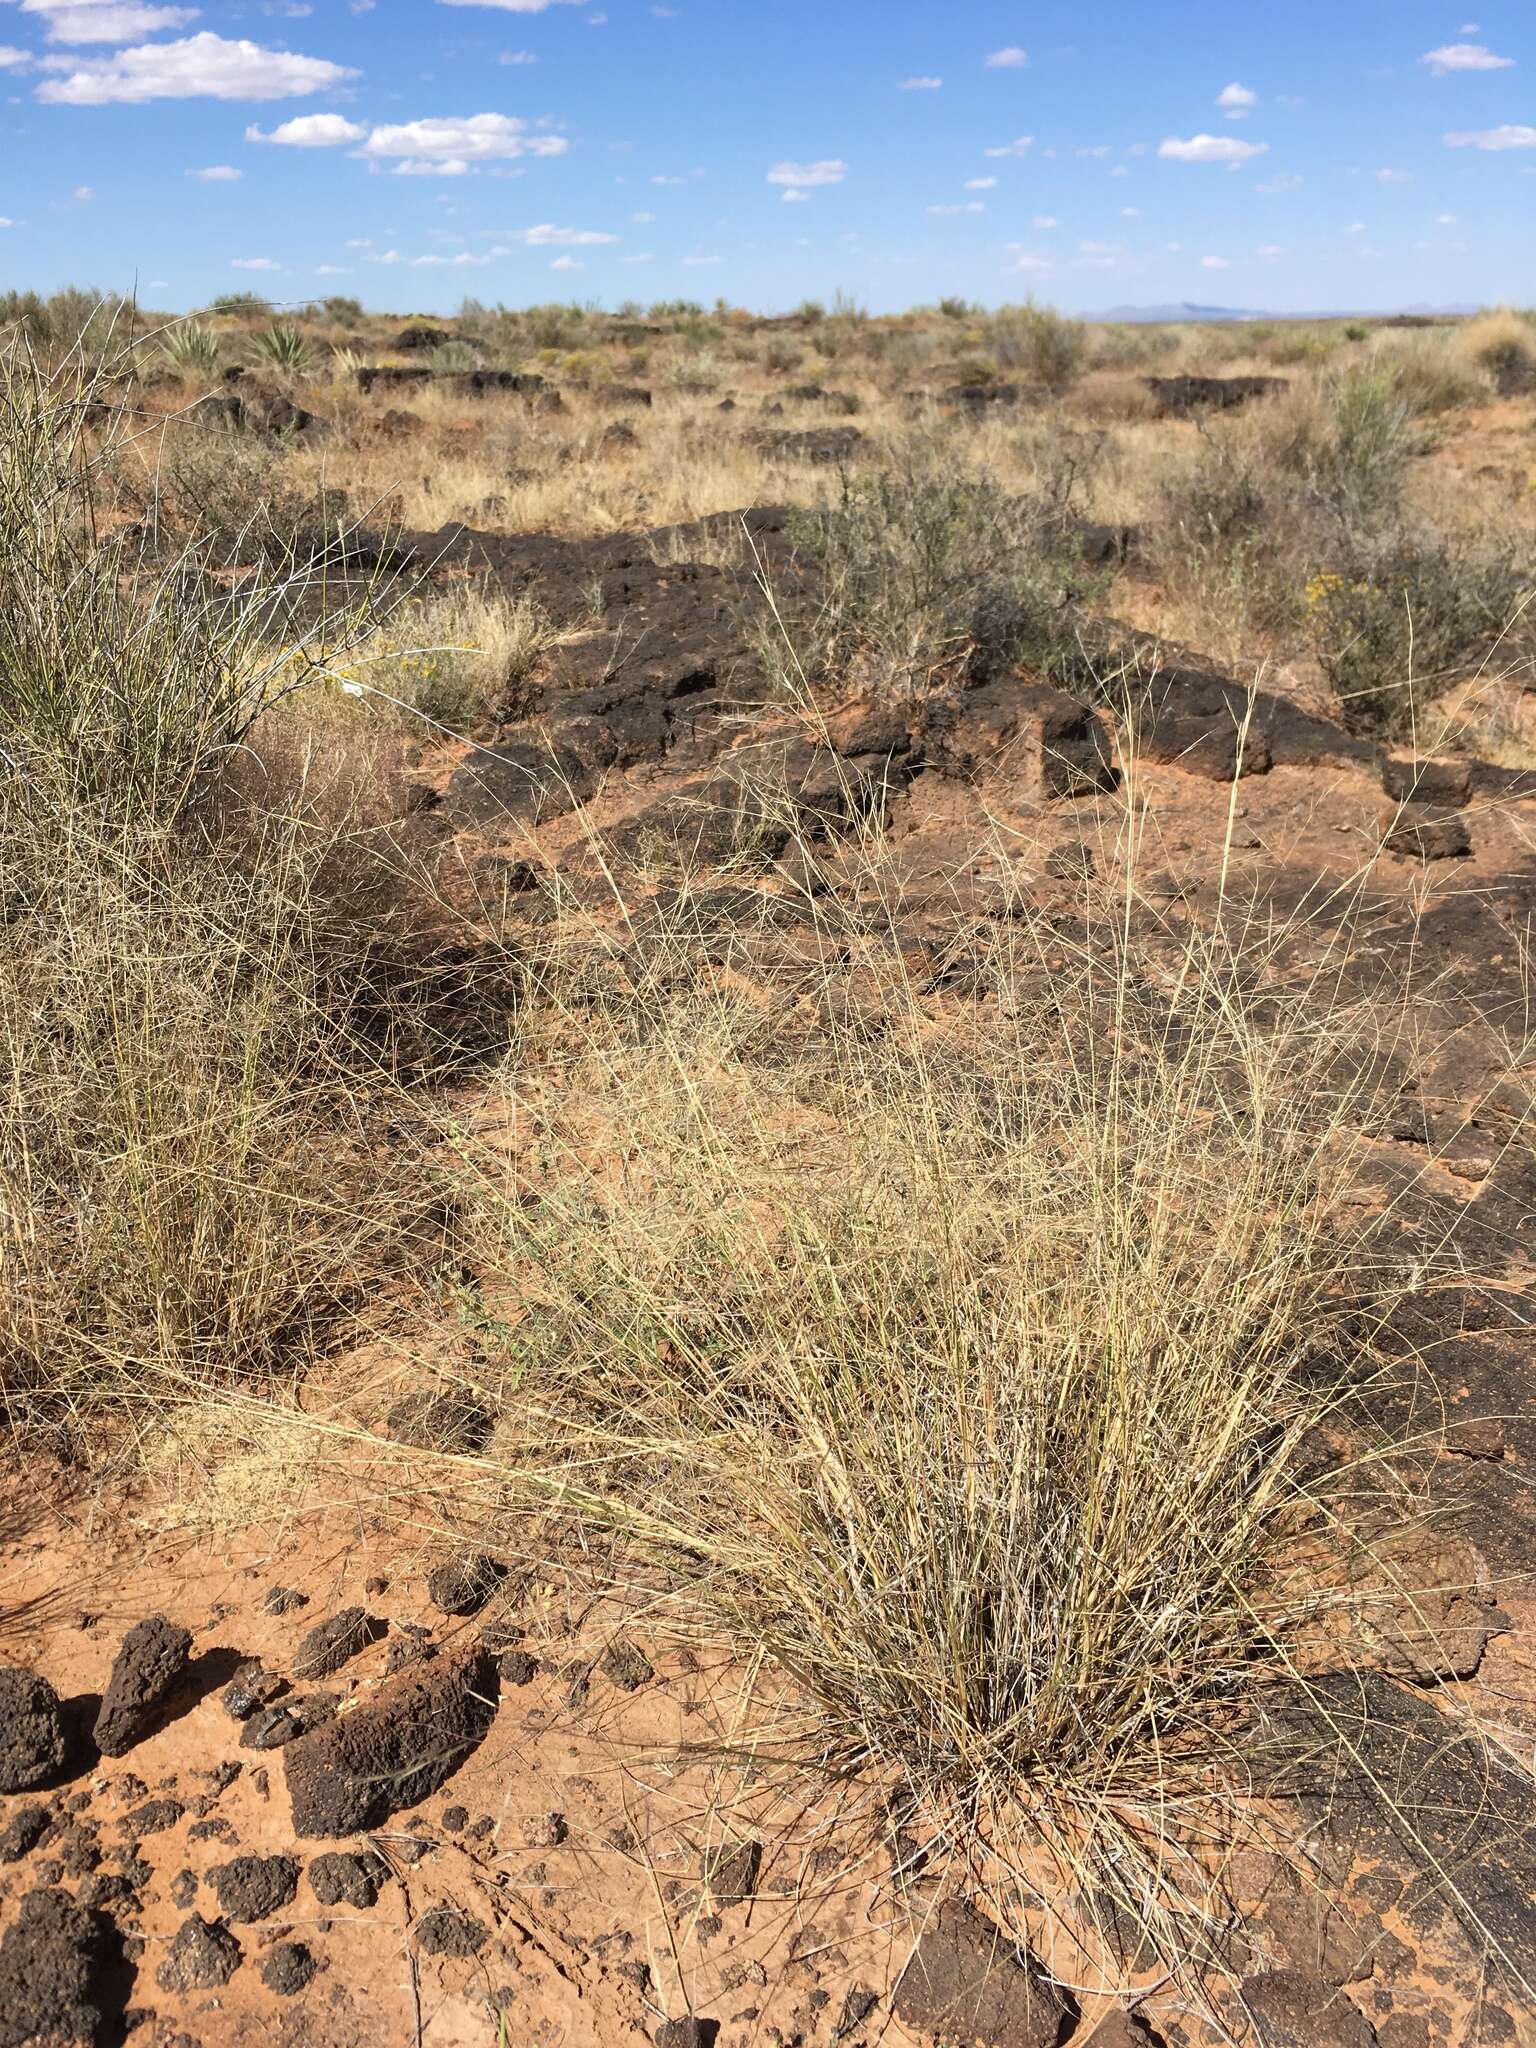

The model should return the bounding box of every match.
[160,320,221,374]
[251,321,313,373]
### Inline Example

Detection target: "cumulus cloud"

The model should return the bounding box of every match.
[37,30,354,101]
[1031,213,1058,227]
[434,0,580,9]
[1436,211,1458,224]
[15,0,199,44]
[513,222,616,243]
[926,199,983,213]
[681,252,720,264]
[1444,123,1536,149]
[964,176,996,189]
[1377,167,1410,183]
[1421,42,1513,74]
[0,41,29,62]
[629,208,654,221]
[232,254,280,268]
[983,134,1033,157]
[549,253,581,269]
[497,47,536,61]
[1157,133,1268,163]
[246,111,363,143]
[1217,81,1256,118]
[766,158,846,187]
[1200,254,1230,268]
[188,162,241,178]
[1007,249,1052,271]
[360,114,569,167]
[898,75,940,90]
[984,45,1025,67]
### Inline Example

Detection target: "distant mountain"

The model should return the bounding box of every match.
[1088,300,1482,324]
[1090,302,1265,324]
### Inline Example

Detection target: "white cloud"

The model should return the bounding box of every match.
[188,161,241,178]
[1031,214,1058,228]
[1377,166,1411,183]
[1421,42,1514,74]
[344,235,371,247]
[780,188,810,202]
[549,253,581,269]
[1345,221,1365,233]
[497,47,536,61]
[514,222,617,243]
[232,255,280,268]
[681,252,720,264]
[1007,250,1052,272]
[983,134,1033,157]
[360,114,569,166]
[629,208,653,221]
[1120,205,1141,217]
[1256,243,1285,257]
[434,0,580,9]
[16,0,199,44]
[1445,123,1536,149]
[927,200,984,214]
[1436,211,1458,224]
[246,110,363,143]
[0,42,30,64]
[1158,133,1268,163]
[0,216,14,225]
[964,176,996,189]
[650,173,685,185]
[314,262,349,273]
[1256,171,1302,192]
[38,30,353,101]
[1200,254,1229,268]
[898,75,941,90]
[621,251,653,263]
[1217,81,1256,119]
[766,158,845,187]
[1075,144,1111,158]
[984,45,1026,67]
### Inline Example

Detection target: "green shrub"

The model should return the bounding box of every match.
[986,301,1087,392]
[786,441,1105,696]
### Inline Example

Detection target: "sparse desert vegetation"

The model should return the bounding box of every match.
[1,288,1535,2048]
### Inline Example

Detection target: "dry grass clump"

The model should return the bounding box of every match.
[1453,307,1536,395]
[0,350,462,1444]
[437,839,1413,1952]
[352,583,564,730]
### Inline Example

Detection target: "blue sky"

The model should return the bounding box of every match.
[1,0,1531,314]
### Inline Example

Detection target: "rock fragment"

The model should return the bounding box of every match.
[284,1645,497,1837]
[93,1618,192,1757]
[0,1666,68,1793]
